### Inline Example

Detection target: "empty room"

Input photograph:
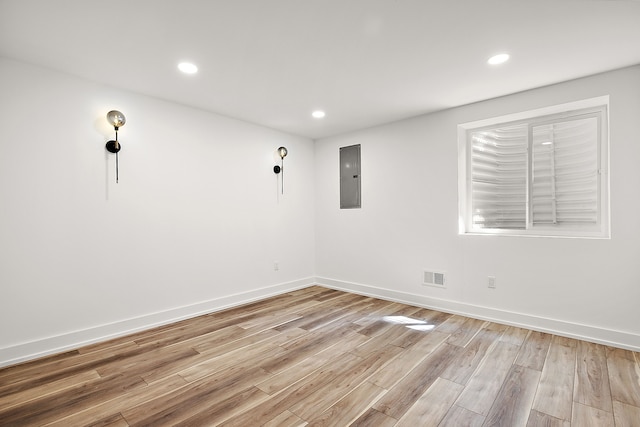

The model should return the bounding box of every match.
[1,1,639,426]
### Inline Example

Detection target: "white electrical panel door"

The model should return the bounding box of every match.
[340,144,361,209]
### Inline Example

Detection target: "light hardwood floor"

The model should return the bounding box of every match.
[1,286,639,426]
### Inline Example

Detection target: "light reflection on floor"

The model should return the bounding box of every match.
[382,315,435,331]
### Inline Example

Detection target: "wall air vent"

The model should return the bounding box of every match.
[423,270,446,287]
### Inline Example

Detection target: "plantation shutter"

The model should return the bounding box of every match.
[531,116,599,226]
[470,124,527,229]
[460,97,608,237]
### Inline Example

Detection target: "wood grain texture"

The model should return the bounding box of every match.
[526,410,571,427]
[395,377,463,427]
[532,335,577,421]
[484,365,541,426]
[440,324,503,386]
[572,402,614,427]
[438,405,485,427]
[445,317,487,348]
[306,380,386,427]
[288,345,402,421]
[44,374,189,427]
[350,408,398,427]
[372,342,460,419]
[454,340,520,416]
[612,400,640,427]
[516,330,553,371]
[0,285,637,426]
[500,326,530,346]
[0,369,101,410]
[262,410,307,427]
[366,330,449,390]
[574,340,613,412]
[607,348,640,407]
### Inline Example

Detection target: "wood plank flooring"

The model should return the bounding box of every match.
[1,286,639,426]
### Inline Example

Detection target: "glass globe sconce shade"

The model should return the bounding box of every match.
[106,110,126,129]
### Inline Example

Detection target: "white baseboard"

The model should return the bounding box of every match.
[4,276,637,368]
[0,277,315,368]
[315,276,640,352]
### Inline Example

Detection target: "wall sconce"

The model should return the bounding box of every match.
[273,146,288,194]
[105,110,126,183]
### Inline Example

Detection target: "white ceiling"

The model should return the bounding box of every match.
[1,0,639,139]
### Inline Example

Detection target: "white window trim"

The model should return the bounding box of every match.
[458,96,610,239]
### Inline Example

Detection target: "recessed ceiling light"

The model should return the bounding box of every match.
[178,62,198,74]
[312,110,326,119]
[488,53,510,65]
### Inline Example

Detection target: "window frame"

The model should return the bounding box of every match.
[458,96,610,239]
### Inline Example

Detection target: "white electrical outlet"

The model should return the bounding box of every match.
[274,262,279,271]
[488,276,496,288]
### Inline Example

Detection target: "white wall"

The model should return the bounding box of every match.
[0,58,316,366]
[315,65,640,350]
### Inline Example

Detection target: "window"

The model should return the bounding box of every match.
[458,97,609,238]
